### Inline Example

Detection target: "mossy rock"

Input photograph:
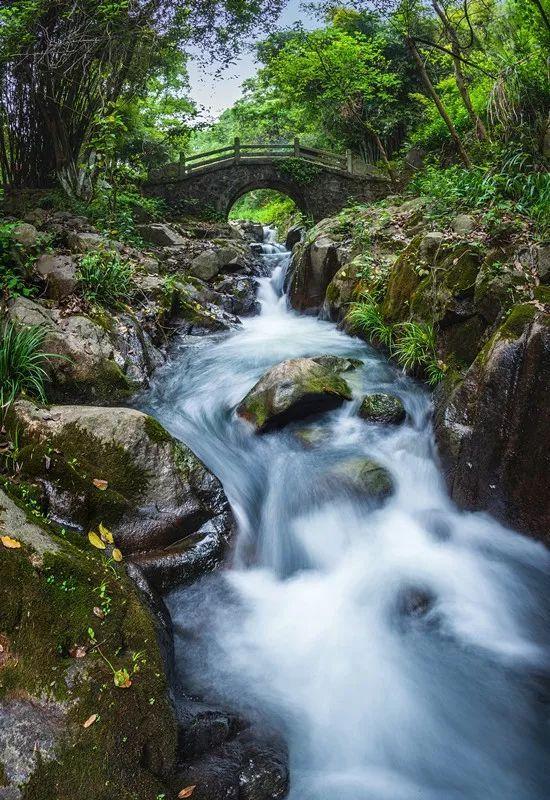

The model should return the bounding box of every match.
[359,393,406,425]
[6,402,235,559]
[0,485,177,799]
[237,356,362,433]
[381,235,423,323]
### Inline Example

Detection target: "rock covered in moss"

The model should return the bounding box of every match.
[326,457,394,504]
[359,393,406,425]
[435,304,550,543]
[0,485,177,799]
[237,356,362,432]
[7,402,236,589]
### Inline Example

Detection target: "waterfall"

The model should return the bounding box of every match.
[140,226,550,800]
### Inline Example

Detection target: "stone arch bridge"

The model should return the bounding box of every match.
[143,139,389,222]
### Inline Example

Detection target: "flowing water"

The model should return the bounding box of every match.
[140,227,550,800]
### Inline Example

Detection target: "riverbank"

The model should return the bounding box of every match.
[1,198,549,799]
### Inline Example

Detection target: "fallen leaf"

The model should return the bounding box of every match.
[88,531,106,550]
[69,644,87,659]
[92,478,108,490]
[1,536,21,549]
[83,714,98,728]
[93,606,105,619]
[112,548,123,562]
[178,787,197,799]
[98,522,114,544]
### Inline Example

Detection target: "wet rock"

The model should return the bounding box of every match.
[11,222,39,248]
[327,457,394,504]
[232,221,265,243]
[172,726,288,800]
[359,393,405,425]
[8,401,236,566]
[34,253,77,299]
[285,225,304,251]
[323,257,366,322]
[176,701,241,760]
[237,356,361,432]
[211,275,259,316]
[396,586,435,620]
[137,222,186,247]
[289,234,348,314]
[435,305,550,543]
[0,487,57,556]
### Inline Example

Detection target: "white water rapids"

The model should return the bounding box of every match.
[140,226,550,800]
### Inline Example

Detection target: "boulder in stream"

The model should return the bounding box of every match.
[359,393,406,425]
[237,355,362,432]
[327,457,394,505]
[7,401,236,591]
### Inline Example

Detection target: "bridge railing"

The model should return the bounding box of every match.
[147,137,354,182]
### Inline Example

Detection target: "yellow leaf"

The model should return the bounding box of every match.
[83,714,98,728]
[1,536,21,549]
[88,531,106,550]
[112,548,123,562]
[178,787,197,799]
[98,522,114,544]
[93,606,105,619]
[92,478,108,490]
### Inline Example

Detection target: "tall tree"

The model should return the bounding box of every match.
[0,0,284,192]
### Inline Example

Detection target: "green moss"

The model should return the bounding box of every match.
[0,760,7,786]
[381,235,423,323]
[497,303,538,340]
[0,488,176,799]
[51,358,135,405]
[144,415,172,445]
[534,285,550,305]
[11,420,150,531]
[325,281,340,304]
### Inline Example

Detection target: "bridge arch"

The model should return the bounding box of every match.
[225,178,310,220]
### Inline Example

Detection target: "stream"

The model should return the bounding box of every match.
[140,227,550,800]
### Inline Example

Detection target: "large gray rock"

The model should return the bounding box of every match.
[11,222,39,248]
[34,253,77,299]
[237,356,361,432]
[137,223,186,247]
[285,225,304,251]
[435,305,550,543]
[7,297,155,404]
[189,245,247,281]
[66,230,107,252]
[289,234,347,314]
[8,402,236,591]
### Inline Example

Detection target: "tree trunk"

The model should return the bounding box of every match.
[432,1,488,141]
[407,37,472,168]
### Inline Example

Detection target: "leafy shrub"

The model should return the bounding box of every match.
[77,249,135,308]
[392,321,445,387]
[0,321,58,413]
[410,146,550,236]
[346,295,394,348]
[346,300,446,387]
[0,221,42,299]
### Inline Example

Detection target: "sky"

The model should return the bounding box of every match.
[186,1,316,120]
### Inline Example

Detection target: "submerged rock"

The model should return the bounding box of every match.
[7,402,236,586]
[359,393,406,425]
[237,356,362,432]
[327,457,394,504]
